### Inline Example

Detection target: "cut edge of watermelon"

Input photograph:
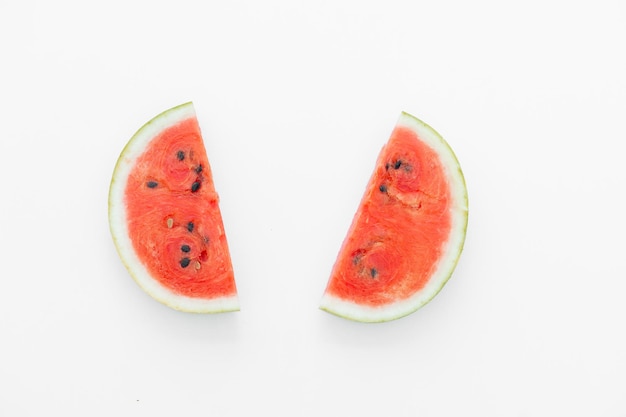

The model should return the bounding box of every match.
[108,102,240,313]
[319,112,468,323]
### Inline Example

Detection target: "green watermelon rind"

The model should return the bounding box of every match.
[108,102,240,313]
[319,112,468,323]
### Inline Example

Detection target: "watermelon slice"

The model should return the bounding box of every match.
[108,102,239,313]
[320,112,468,322]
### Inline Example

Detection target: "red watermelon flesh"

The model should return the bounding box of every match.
[320,112,468,322]
[109,103,238,313]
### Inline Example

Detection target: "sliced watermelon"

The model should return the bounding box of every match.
[109,102,239,313]
[320,112,468,322]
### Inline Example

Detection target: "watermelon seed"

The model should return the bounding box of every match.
[370,268,378,278]
[146,181,158,188]
[385,163,390,171]
[167,218,174,228]
[194,261,201,270]
[394,160,402,169]
[195,164,203,174]
[181,245,191,253]
[180,257,191,268]
[191,181,201,192]
[187,222,194,232]
[177,150,185,161]
[379,184,388,193]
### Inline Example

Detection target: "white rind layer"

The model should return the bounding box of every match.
[108,102,239,313]
[319,112,468,323]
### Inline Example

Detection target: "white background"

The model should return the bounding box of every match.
[1,0,625,415]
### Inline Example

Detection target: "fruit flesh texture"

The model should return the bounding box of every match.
[325,125,451,306]
[124,117,236,298]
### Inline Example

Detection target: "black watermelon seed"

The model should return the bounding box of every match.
[379,184,387,193]
[385,163,390,171]
[195,164,203,174]
[177,150,185,161]
[191,181,201,192]
[180,257,190,268]
[394,160,402,169]
[370,268,378,278]
[352,250,365,265]
[146,181,158,188]
[181,245,191,253]
[187,222,194,232]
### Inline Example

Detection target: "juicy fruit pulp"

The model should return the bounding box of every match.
[320,112,468,322]
[109,103,238,313]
